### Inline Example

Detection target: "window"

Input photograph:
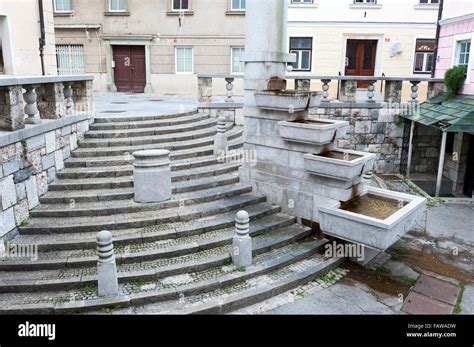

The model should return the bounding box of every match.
[56,44,85,75]
[419,0,439,3]
[231,0,245,10]
[456,40,471,66]
[53,0,71,12]
[176,47,193,73]
[172,0,189,11]
[414,39,435,73]
[108,0,125,11]
[231,47,245,74]
[291,0,314,3]
[289,37,312,71]
[354,0,376,3]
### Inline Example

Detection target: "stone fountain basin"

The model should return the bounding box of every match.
[277,118,349,145]
[318,187,426,251]
[254,90,319,112]
[304,149,376,181]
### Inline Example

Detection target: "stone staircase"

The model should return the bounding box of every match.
[0,109,344,314]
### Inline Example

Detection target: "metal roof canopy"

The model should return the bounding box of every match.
[401,94,474,133]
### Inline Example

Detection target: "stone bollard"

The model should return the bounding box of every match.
[97,230,119,297]
[133,149,172,203]
[213,116,228,156]
[232,210,252,267]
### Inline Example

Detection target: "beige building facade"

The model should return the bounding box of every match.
[53,0,246,94]
[0,0,57,76]
[53,0,439,95]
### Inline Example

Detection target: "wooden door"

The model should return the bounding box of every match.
[345,40,377,88]
[113,45,146,93]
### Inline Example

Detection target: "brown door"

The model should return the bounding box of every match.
[345,40,377,88]
[113,45,146,93]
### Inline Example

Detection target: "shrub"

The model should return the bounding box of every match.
[444,65,467,98]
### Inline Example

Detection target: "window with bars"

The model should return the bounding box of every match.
[289,37,312,71]
[231,0,245,10]
[176,47,193,73]
[414,39,435,73]
[172,0,189,11]
[53,0,71,12]
[56,44,85,75]
[291,0,314,3]
[456,40,471,67]
[231,47,245,74]
[108,0,126,12]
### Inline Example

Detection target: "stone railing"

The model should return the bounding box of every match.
[0,75,94,131]
[0,75,94,240]
[197,74,245,125]
[285,75,445,104]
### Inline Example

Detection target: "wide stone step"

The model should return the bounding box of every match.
[93,110,198,123]
[0,212,297,272]
[0,240,341,314]
[32,182,252,218]
[89,112,210,131]
[48,163,240,191]
[79,127,217,148]
[14,202,280,252]
[84,118,216,139]
[57,152,244,179]
[40,172,240,203]
[64,139,244,168]
[21,193,268,234]
[72,137,215,158]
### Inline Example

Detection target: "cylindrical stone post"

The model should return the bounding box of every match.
[133,149,172,203]
[97,230,119,297]
[214,116,228,156]
[232,210,252,267]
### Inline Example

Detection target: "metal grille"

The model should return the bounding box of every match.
[400,119,412,175]
[56,44,85,75]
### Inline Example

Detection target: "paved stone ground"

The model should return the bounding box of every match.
[94,93,244,118]
[235,277,401,314]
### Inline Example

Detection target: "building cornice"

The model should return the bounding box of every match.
[288,21,437,28]
[440,13,474,26]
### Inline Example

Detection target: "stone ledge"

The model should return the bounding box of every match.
[0,113,91,148]
[0,75,94,87]
[198,102,244,109]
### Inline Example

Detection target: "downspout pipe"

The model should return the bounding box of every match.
[38,0,46,75]
[432,0,444,78]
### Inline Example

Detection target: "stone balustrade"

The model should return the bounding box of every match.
[197,74,245,126]
[0,75,94,132]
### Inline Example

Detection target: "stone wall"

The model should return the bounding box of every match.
[198,104,244,126]
[410,124,440,173]
[312,103,404,174]
[0,115,91,239]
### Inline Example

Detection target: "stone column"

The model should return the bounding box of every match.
[295,79,311,91]
[214,116,228,156]
[0,86,24,131]
[133,149,172,203]
[232,210,252,267]
[72,80,93,113]
[23,86,41,124]
[198,77,213,103]
[384,80,403,104]
[339,79,357,102]
[97,230,119,297]
[36,82,66,119]
[427,81,446,99]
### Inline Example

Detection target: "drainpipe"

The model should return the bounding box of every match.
[431,0,444,78]
[38,0,46,75]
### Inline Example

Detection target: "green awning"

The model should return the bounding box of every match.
[401,94,474,132]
